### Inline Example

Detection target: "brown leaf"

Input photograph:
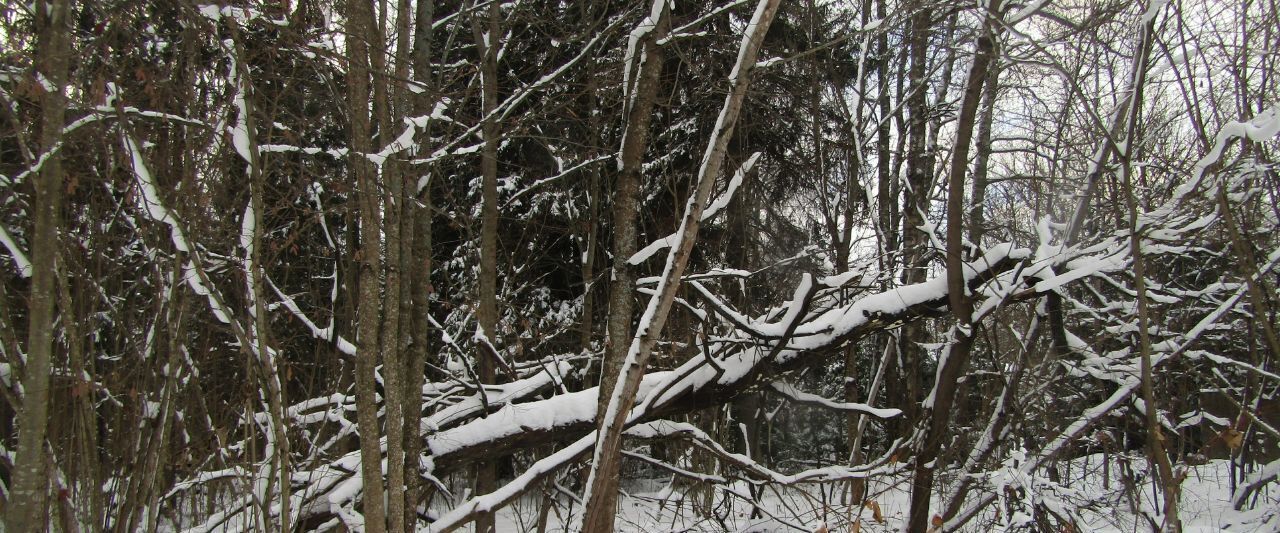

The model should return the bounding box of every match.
[812,523,827,533]
[850,519,861,533]
[1223,428,1243,450]
[869,500,884,524]
[16,76,41,100]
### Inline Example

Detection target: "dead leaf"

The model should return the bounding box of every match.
[868,500,884,524]
[1222,428,1243,450]
[850,519,861,533]
[813,523,827,533]
[926,514,944,532]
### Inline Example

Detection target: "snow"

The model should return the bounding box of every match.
[753,57,783,69]
[230,88,253,165]
[0,224,31,277]
[1008,0,1050,25]
[768,381,901,418]
[423,360,571,432]
[753,273,813,337]
[1032,249,1127,293]
[1155,104,1280,219]
[123,135,188,253]
[450,455,1277,532]
[790,244,1026,348]
[121,133,242,324]
[426,369,671,458]
[726,0,771,83]
[197,4,223,20]
[622,0,669,108]
[628,153,760,265]
[239,202,255,255]
[1142,0,1172,24]
[266,277,356,355]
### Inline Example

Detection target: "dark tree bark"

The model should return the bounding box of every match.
[471,1,503,530]
[905,2,1000,531]
[599,0,671,427]
[404,0,437,527]
[896,2,935,433]
[582,2,781,530]
[345,0,388,529]
[968,61,1000,248]
[382,0,415,530]
[6,0,71,530]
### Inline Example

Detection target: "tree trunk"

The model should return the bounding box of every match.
[968,61,1000,248]
[228,20,293,531]
[346,0,388,529]
[404,0,437,527]
[896,2,934,434]
[905,2,999,530]
[6,0,70,530]
[471,1,502,529]
[1119,13,1181,530]
[599,0,671,427]
[379,0,413,528]
[581,2,781,530]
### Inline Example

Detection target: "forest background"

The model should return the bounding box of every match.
[1,0,1278,531]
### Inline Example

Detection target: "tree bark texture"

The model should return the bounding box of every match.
[581,2,781,530]
[472,0,503,530]
[346,0,388,530]
[6,0,71,530]
[905,2,999,530]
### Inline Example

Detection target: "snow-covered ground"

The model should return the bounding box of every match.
[473,455,1279,532]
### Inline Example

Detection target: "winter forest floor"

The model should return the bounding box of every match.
[459,456,1276,533]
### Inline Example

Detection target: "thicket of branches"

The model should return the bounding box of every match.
[1,0,1277,531]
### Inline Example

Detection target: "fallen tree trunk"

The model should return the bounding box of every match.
[178,245,1028,532]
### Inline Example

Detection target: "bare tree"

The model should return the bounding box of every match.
[346,0,388,529]
[582,1,782,530]
[470,0,503,530]
[5,0,71,529]
[905,1,1002,530]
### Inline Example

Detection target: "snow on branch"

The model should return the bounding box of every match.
[768,381,902,418]
[628,152,761,265]
[179,241,1027,532]
[0,224,31,278]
